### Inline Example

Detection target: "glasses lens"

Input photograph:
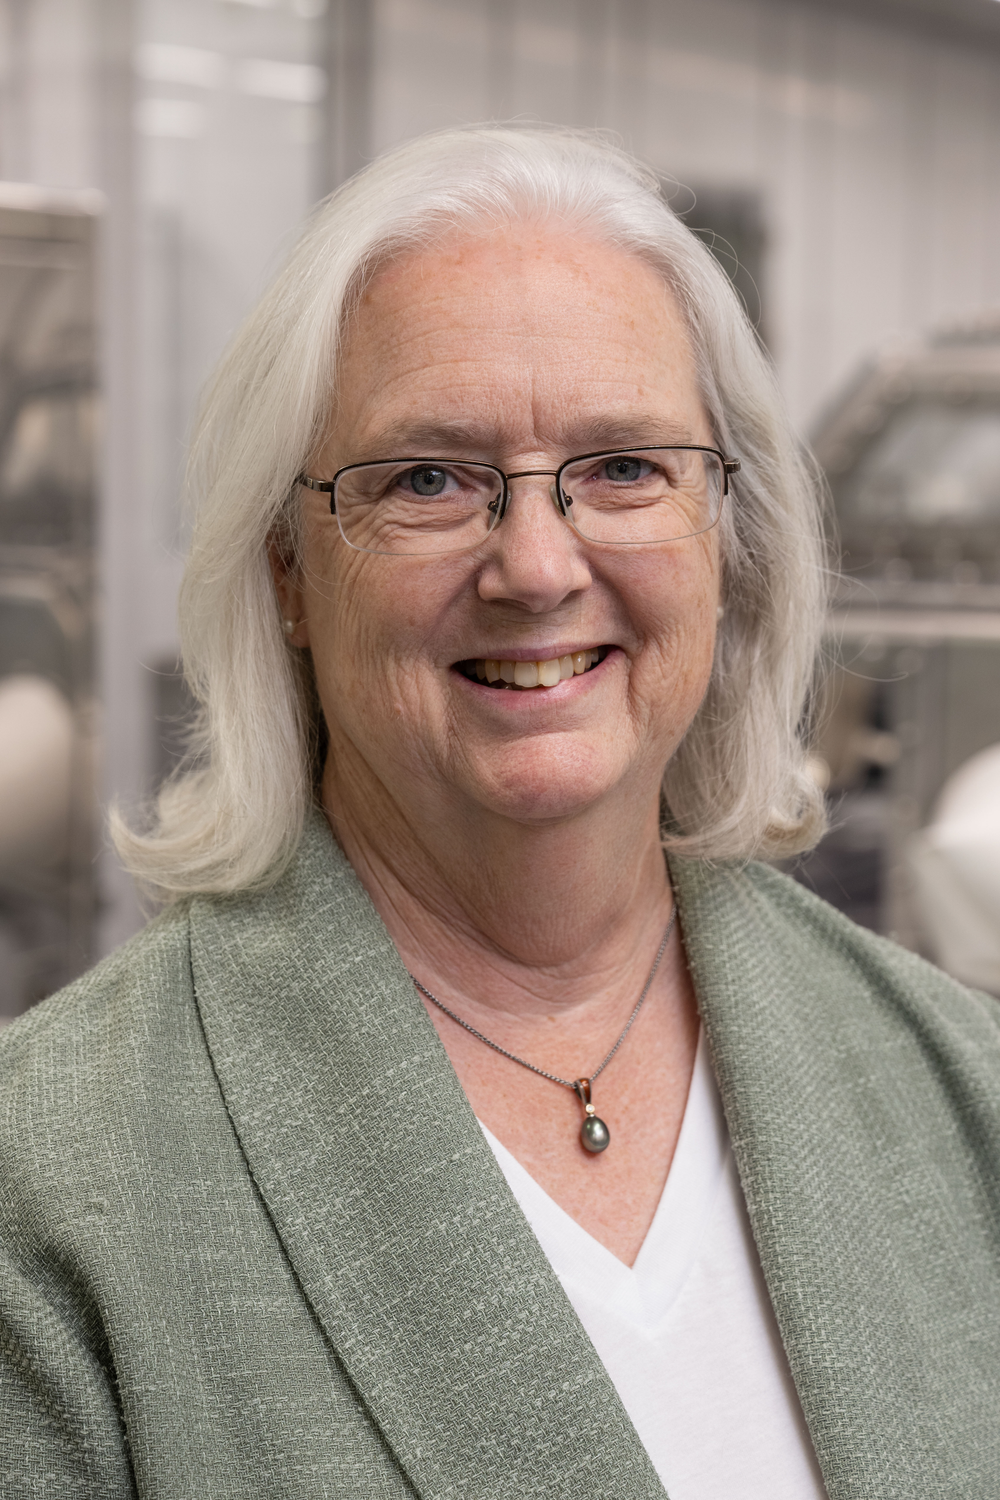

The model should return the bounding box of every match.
[558,448,725,544]
[334,460,502,554]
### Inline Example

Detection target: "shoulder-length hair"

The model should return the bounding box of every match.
[114,123,828,900]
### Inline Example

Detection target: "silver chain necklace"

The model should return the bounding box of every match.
[410,906,676,1155]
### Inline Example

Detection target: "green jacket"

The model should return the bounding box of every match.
[2,813,1000,1498]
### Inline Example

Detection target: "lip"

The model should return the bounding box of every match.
[451,643,608,665]
[451,645,618,698]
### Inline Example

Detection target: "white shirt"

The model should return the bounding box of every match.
[479,1034,828,1499]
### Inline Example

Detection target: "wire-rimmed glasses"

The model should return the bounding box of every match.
[297,445,740,556]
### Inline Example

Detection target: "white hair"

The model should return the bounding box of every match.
[113,123,828,899]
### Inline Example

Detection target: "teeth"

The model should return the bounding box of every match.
[473,651,603,689]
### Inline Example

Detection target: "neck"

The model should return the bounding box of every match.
[321,745,674,1022]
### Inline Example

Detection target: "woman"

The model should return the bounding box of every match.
[2,126,999,1499]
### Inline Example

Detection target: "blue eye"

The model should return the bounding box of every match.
[408,466,448,496]
[603,457,644,482]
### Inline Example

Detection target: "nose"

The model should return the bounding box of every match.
[477,472,592,613]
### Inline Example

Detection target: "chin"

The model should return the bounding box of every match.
[461,741,624,824]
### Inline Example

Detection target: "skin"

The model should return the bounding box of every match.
[273,225,720,1266]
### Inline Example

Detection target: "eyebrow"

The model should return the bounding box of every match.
[350,415,704,463]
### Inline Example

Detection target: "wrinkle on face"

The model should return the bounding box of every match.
[295,223,721,839]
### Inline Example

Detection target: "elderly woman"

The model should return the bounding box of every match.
[2,126,999,1500]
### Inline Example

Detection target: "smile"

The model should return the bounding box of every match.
[457,648,608,690]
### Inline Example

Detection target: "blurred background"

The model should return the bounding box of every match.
[2,0,1000,1019]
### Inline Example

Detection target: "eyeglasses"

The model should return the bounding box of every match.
[297,445,740,557]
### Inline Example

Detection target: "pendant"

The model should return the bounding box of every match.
[574,1078,611,1153]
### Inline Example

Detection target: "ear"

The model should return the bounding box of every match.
[267,536,310,648]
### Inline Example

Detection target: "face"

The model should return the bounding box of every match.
[279,226,721,831]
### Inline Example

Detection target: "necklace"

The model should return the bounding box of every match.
[410,907,676,1155]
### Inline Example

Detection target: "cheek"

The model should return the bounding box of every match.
[308,576,403,728]
[300,542,460,739]
[626,535,718,646]
[300,542,391,737]
[304,524,409,660]
[627,539,719,710]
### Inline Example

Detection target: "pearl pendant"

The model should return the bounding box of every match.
[581,1114,611,1152]
[574,1077,611,1154]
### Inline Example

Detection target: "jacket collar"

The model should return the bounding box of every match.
[191,813,999,1498]
[190,812,666,1500]
[671,853,1000,1496]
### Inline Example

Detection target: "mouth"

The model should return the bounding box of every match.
[455,647,609,690]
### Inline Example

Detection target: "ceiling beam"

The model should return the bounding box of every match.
[800,0,1000,51]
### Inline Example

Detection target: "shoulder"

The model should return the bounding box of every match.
[0,905,250,1494]
[750,857,998,1016]
[0,817,361,1208]
[0,901,196,1106]
[672,852,1000,1073]
[0,905,205,1257]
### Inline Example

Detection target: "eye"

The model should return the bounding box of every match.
[406,466,448,497]
[603,456,646,483]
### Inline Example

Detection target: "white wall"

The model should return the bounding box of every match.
[361,0,1000,434]
[136,0,326,576]
[3,0,1000,961]
[0,0,325,954]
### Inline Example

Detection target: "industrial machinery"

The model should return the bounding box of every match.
[0,186,100,1019]
[798,315,1000,958]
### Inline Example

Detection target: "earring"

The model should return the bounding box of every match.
[283,618,296,634]
[716,605,725,621]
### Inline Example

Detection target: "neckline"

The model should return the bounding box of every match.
[479,1028,730,1333]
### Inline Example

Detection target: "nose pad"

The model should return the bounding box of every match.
[550,480,571,518]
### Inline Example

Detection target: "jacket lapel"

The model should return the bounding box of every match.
[672,855,1000,1499]
[190,813,666,1500]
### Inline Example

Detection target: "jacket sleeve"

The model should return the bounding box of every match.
[0,1248,136,1499]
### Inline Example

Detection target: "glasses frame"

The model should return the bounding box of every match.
[297,444,741,555]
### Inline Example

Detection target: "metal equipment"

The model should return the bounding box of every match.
[0,186,100,1019]
[798,314,1000,952]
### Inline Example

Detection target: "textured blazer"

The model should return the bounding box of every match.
[2,812,1000,1499]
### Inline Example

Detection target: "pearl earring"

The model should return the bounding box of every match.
[716,605,725,621]
[283,618,296,634]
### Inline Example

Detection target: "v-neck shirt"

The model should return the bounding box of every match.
[479,1033,828,1498]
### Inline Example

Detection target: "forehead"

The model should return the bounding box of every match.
[329,225,710,461]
